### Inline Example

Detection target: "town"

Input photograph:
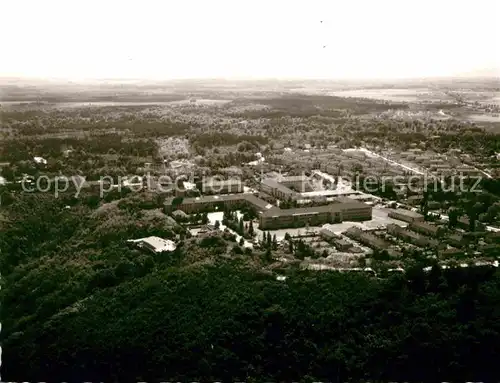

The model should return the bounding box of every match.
[2,85,499,277]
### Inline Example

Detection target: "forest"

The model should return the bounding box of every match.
[1,191,500,382]
[2,263,500,382]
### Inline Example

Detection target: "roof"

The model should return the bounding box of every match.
[127,236,176,253]
[407,195,423,201]
[387,223,403,231]
[261,199,370,217]
[33,156,47,164]
[410,221,441,233]
[165,193,369,220]
[203,178,242,186]
[165,194,245,206]
[319,227,341,238]
[449,234,464,241]
[333,196,363,204]
[441,247,463,254]
[165,193,278,212]
[345,227,389,249]
[345,227,364,234]
[333,238,352,246]
[279,175,310,183]
[244,194,278,211]
[172,209,188,217]
[261,178,297,195]
[387,208,424,218]
[398,229,436,244]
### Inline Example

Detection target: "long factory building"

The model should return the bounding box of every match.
[164,193,372,230]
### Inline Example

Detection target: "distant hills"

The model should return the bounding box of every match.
[1,67,499,88]
[0,69,498,97]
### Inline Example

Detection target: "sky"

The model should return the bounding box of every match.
[2,0,499,80]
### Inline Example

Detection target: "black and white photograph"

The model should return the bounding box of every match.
[1,0,499,381]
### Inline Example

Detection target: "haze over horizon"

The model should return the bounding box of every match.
[2,0,499,81]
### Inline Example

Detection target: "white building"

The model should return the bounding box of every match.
[34,156,47,164]
[127,236,177,253]
[122,175,143,188]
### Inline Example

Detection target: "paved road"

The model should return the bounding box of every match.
[359,148,425,175]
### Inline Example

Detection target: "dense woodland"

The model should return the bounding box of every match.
[2,95,500,169]
[3,262,500,382]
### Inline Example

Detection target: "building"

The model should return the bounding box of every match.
[260,178,298,200]
[456,216,485,231]
[259,200,372,230]
[448,233,466,248]
[344,227,390,251]
[260,175,314,200]
[427,201,441,210]
[164,194,280,216]
[195,225,219,238]
[122,175,143,189]
[430,164,453,174]
[202,178,243,195]
[454,166,482,177]
[165,194,372,230]
[332,238,353,251]
[332,197,373,221]
[33,156,47,165]
[409,221,445,238]
[164,194,277,215]
[387,224,440,248]
[319,225,341,240]
[438,247,465,258]
[259,205,342,230]
[388,208,425,223]
[127,236,177,253]
[485,231,500,244]
[479,243,498,256]
[278,175,313,193]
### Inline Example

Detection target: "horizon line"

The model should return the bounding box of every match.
[2,73,499,84]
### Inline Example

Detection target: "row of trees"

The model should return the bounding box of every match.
[353,176,399,200]
[190,132,268,149]
[283,232,319,259]
[0,136,156,163]
[173,211,209,225]
[222,210,255,239]
[419,180,500,229]
[261,231,278,250]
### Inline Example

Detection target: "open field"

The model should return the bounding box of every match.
[467,114,500,122]
[328,88,455,103]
